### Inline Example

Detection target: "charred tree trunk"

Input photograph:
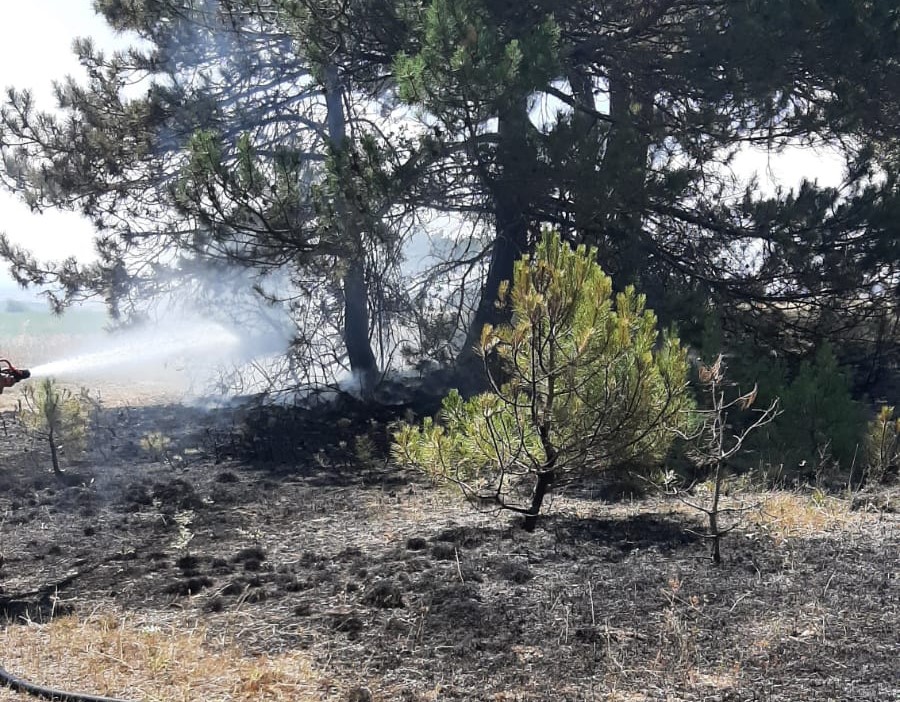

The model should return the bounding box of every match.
[457,98,533,390]
[342,257,378,394]
[323,63,378,397]
[48,425,61,475]
[523,469,555,533]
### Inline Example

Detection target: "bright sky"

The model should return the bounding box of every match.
[0,1,847,299]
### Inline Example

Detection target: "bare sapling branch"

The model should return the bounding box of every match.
[666,354,780,563]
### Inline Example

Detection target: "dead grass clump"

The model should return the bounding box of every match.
[0,612,333,702]
[751,490,859,538]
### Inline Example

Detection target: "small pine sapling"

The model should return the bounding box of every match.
[864,406,900,485]
[394,229,690,531]
[670,355,780,564]
[17,378,90,475]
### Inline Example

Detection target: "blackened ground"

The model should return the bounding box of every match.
[0,400,898,701]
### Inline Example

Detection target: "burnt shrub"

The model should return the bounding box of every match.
[363,580,405,609]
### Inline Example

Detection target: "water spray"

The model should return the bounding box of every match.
[25,320,241,381]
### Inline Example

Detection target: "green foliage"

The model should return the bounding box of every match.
[394,0,559,117]
[394,230,690,529]
[2,0,898,404]
[698,308,724,366]
[774,344,865,474]
[18,378,90,474]
[865,406,900,484]
[391,0,900,378]
[394,388,541,490]
[186,129,225,179]
[717,341,866,482]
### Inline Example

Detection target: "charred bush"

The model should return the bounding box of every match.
[176,554,201,574]
[362,580,405,608]
[235,394,436,469]
[165,576,213,596]
[405,536,428,551]
[152,478,203,510]
[233,545,267,564]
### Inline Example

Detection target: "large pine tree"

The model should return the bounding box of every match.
[0,0,414,393]
[394,0,900,386]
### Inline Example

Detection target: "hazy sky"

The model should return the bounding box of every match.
[0,1,847,299]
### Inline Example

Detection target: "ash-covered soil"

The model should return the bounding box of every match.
[1,398,898,701]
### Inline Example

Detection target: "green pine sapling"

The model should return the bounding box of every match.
[394,229,690,531]
[18,377,90,475]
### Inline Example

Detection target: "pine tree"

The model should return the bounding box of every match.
[18,379,90,475]
[0,0,408,394]
[394,0,900,383]
[394,229,690,531]
[2,0,897,400]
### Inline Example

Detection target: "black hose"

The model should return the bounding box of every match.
[0,665,135,702]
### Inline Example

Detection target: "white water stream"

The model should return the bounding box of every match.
[28,321,241,379]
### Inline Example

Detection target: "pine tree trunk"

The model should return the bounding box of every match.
[567,64,603,237]
[583,74,651,288]
[323,62,378,398]
[343,257,378,397]
[523,469,555,533]
[48,426,61,475]
[457,98,532,390]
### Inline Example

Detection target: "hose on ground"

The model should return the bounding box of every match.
[0,664,135,702]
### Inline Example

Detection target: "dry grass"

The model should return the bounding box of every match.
[750,489,861,538]
[650,485,866,542]
[0,611,336,702]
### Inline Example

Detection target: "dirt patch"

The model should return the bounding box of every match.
[1,398,898,701]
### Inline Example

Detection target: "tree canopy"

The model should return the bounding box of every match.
[0,0,897,398]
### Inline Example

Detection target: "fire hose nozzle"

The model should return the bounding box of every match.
[0,360,31,385]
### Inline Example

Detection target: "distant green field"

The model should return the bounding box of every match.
[0,300,110,367]
[0,299,109,337]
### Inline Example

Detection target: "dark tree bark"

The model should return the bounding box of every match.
[323,62,378,397]
[342,257,378,394]
[583,73,652,289]
[456,98,534,390]
[48,426,61,475]
[523,469,555,533]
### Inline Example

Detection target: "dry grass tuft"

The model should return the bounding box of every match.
[0,611,334,702]
[751,490,859,538]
